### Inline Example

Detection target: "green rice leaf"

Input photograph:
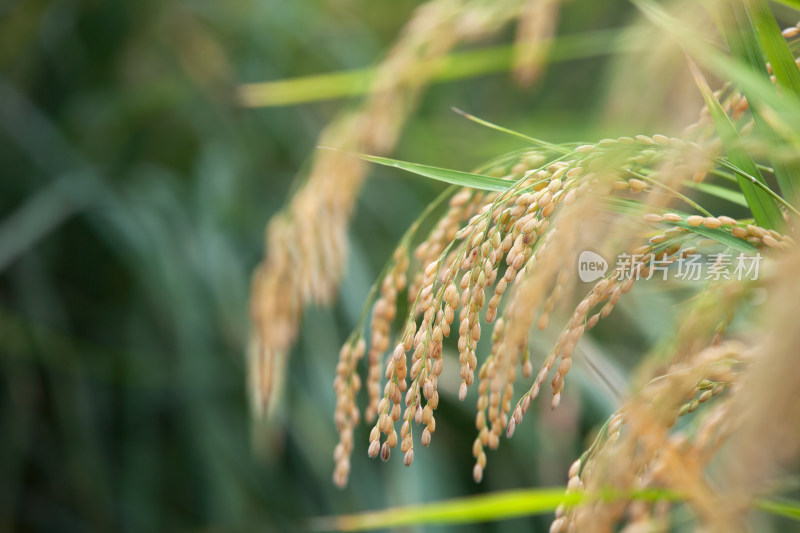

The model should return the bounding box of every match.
[667,219,759,253]
[756,498,800,521]
[770,0,800,8]
[637,0,800,206]
[452,107,572,154]
[310,487,682,531]
[726,0,800,201]
[310,487,800,531]
[312,486,800,531]
[341,151,514,192]
[744,0,800,97]
[601,196,759,253]
[687,60,784,229]
[683,180,749,207]
[237,29,638,107]
[633,0,800,132]
[715,158,800,216]
[310,487,573,531]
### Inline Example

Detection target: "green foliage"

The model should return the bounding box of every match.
[722,0,800,207]
[312,487,578,531]
[239,29,636,107]
[691,59,784,229]
[312,489,800,531]
[344,152,513,192]
[3,0,800,531]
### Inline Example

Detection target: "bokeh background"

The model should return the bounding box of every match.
[0,0,735,531]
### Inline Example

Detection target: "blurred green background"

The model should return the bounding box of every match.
[0,0,656,531]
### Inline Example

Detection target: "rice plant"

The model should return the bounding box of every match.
[251,0,800,530]
[5,0,800,530]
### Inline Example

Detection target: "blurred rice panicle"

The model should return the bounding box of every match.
[249,0,552,419]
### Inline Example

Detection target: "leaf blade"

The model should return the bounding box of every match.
[311,480,800,531]
[745,0,800,97]
[757,498,800,521]
[683,180,749,207]
[724,0,800,205]
[311,487,687,531]
[343,151,514,192]
[312,487,574,531]
[686,60,784,229]
[600,196,760,253]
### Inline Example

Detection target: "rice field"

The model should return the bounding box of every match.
[3,0,800,531]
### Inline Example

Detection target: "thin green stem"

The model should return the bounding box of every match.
[452,107,573,155]
[346,186,455,343]
[716,158,800,216]
[627,169,713,216]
